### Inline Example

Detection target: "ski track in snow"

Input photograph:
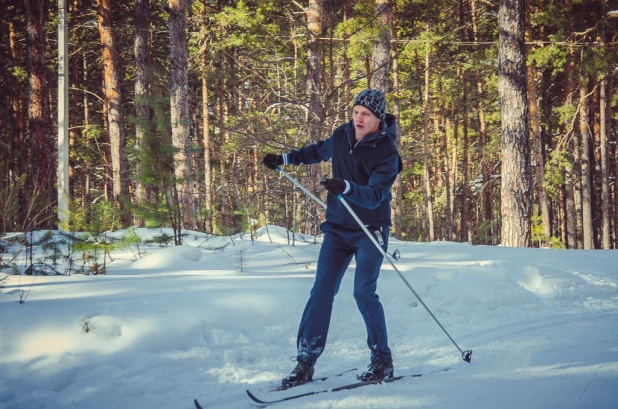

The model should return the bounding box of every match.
[0,226,617,409]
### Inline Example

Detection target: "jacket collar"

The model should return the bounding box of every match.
[345,113,398,147]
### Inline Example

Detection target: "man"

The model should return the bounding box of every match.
[262,89,402,386]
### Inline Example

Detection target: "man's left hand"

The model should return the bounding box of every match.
[321,177,347,196]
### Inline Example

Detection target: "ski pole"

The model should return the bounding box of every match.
[276,167,472,363]
[275,167,327,209]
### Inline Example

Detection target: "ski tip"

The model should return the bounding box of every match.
[246,389,268,406]
[194,398,204,409]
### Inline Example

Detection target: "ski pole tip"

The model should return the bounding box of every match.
[462,350,472,363]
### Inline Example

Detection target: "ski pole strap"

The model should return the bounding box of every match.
[392,249,400,261]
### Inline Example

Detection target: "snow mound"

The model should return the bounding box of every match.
[253,225,321,245]
[130,245,204,270]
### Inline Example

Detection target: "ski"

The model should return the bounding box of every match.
[246,373,421,407]
[269,367,358,392]
[192,368,357,408]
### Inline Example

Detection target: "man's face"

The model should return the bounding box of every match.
[353,105,381,140]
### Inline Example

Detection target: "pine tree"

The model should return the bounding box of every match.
[498,0,531,247]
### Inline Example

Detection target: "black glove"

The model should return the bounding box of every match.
[262,154,284,170]
[320,176,347,196]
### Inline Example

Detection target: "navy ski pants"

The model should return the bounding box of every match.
[296,222,392,366]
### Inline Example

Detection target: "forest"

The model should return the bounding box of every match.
[1,0,617,249]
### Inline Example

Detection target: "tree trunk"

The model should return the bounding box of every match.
[451,105,459,240]
[612,74,618,248]
[472,0,492,233]
[527,65,551,240]
[9,19,25,180]
[391,7,402,239]
[600,74,610,249]
[25,0,52,196]
[458,0,470,242]
[578,66,594,249]
[461,73,469,242]
[217,74,227,232]
[573,125,584,249]
[371,0,392,93]
[498,0,531,247]
[342,0,351,106]
[97,0,129,207]
[169,0,194,231]
[443,109,454,241]
[564,160,577,248]
[306,0,323,141]
[305,0,323,235]
[82,54,91,214]
[524,0,551,240]
[134,0,151,210]
[201,1,213,233]
[562,31,578,248]
[69,0,80,190]
[422,36,435,241]
[591,83,601,247]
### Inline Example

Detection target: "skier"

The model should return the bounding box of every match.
[262,89,403,386]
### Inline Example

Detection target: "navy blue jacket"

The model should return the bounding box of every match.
[285,114,402,228]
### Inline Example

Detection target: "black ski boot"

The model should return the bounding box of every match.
[357,361,394,382]
[282,360,315,387]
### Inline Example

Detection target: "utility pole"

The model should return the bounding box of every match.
[57,0,69,229]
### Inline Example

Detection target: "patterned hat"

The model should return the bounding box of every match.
[353,89,386,120]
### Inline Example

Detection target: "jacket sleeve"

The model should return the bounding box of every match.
[343,151,400,209]
[284,135,334,166]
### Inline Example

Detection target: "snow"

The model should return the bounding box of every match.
[1,226,617,409]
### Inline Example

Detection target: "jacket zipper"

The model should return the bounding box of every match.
[349,129,385,155]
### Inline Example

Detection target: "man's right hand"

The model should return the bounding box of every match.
[262,154,284,170]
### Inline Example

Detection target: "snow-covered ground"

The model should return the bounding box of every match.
[1,226,617,409]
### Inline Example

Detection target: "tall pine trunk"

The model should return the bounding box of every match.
[9,18,25,180]
[498,0,531,247]
[371,0,392,93]
[578,65,594,249]
[600,73,610,249]
[82,54,91,214]
[169,0,194,232]
[69,0,79,190]
[527,65,551,240]
[201,1,213,233]
[563,38,578,248]
[472,0,492,234]
[607,74,614,248]
[134,0,151,211]
[442,107,454,241]
[304,0,323,235]
[458,0,470,242]
[97,0,129,208]
[25,0,52,199]
[391,6,403,238]
[525,0,551,240]
[422,35,435,241]
[217,72,227,232]
[451,105,460,240]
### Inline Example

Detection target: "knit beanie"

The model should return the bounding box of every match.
[353,89,386,121]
